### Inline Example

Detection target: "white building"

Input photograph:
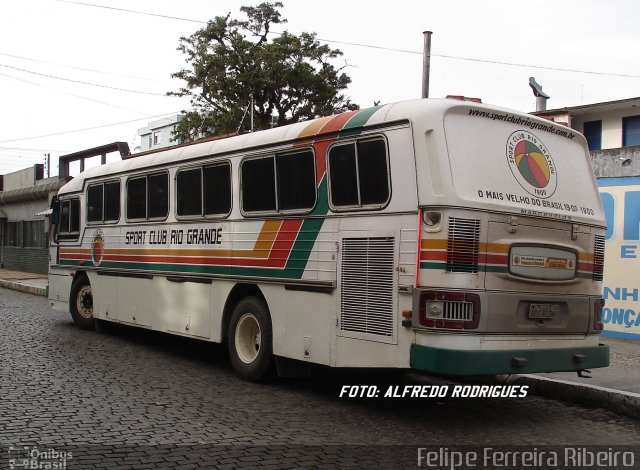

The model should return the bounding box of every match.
[137,115,184,152]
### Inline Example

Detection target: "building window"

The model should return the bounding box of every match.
[4,222,20,247]
[23,220,44,248]
[583,120,602,151]
[328,138,390,210]
[126,172,169,221]
[623,115,640,147]
[241,150,315,214]
[153,131,161,146]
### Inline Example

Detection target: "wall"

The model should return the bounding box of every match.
[2,246,48,274]
[598,177,640,340]
[3,165,42,191]
[590,145,640,178]
[0,170,58,274]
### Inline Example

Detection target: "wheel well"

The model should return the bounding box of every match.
[72,271,89,283]
[70,271,89,300]
[222,283,266,341]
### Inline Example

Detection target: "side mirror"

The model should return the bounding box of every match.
[50,198,60,225]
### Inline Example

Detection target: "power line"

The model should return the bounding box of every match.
[0,51,164,83]
[0,71,155,116]
[0,63,172,96]
[54,0,640,80]
[54,0,206,24]
[0,111,185,144]
[0,146,70,152]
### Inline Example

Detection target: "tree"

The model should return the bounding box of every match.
[169,2,358,142]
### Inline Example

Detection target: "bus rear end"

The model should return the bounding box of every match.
[410,102,609,375]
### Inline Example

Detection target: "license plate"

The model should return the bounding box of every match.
[528,303,558,319]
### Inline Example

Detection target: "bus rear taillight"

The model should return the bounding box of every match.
[594,298,605,331]
[419,291,481,330]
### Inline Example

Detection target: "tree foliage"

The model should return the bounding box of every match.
[170,2,358,142]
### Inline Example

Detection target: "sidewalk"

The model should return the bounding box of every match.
[512,336,640,419]
[0,268,48,297]
[1,268,638,418]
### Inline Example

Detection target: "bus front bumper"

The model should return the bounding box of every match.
[410,343,610,376]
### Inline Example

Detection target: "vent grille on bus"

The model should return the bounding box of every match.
[340,237,395,337]
[441,301,474,321]
[446,218,481,273]
[593,235,605,282]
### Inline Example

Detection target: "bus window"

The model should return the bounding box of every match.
[176,162,232,218]
[242,156,276,213]
[126,173,168,221]
[126,176,146,220]
[104,181,120,222]
[277,150,315,211]
[203,163,231,216]
[357,139,389,205]
[87,180,120,224]
[87,184,103,223]
[148,173,168,219]
[176,168,202,217]
[328,144,358,206]
[58,198,80,240]
[241,150,315,214]
[328,137,389,210]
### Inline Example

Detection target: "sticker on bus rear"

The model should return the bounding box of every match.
[506,131,557,199]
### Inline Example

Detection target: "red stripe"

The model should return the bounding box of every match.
[268,219,304,267]
[577,262,593,273]
[420,251,508,266]
[101,254,284,268]
[312,111,359,183]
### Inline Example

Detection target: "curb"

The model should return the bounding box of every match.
[0,280,47,297]
[509,374,640,419]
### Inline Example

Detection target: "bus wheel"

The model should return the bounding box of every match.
[70,276,95,330]
[228,297,273,381]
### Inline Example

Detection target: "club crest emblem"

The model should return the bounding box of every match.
[91,229,105,267]
[506,131,557,198]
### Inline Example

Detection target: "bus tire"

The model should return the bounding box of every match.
[228,296,273,381]
[70,276,95,330]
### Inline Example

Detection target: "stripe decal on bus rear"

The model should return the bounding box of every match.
[419,239,599,278]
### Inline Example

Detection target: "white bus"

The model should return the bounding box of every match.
[48,98,609,381]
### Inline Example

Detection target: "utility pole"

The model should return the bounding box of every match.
[250,94,254,132]
[421,31,433,99]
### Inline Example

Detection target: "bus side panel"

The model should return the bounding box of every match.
[90,271,117,321]
[153,277,212,339]
[261,283,336,367]
[48,268,73,312]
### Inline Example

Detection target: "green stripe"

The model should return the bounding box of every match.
[340,105,382,137]
[285,177,329,273]
[61,259,301,279]
[411,343,609,375]
[420,262,508,273]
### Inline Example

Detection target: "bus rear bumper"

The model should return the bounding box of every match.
[410,343,610,376]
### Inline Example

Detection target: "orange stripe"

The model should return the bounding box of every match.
[61,220,286,260]
[420,239,510,254]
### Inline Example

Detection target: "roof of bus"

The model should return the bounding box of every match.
[58,98,572,195]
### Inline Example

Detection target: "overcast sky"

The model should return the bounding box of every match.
[1,0,638,176]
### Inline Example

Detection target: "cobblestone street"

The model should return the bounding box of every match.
[1,287,639,469]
